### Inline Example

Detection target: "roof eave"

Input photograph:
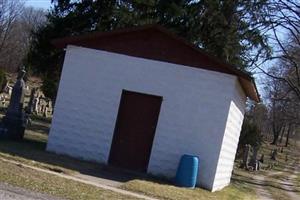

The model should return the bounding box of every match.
[51,25,260,102]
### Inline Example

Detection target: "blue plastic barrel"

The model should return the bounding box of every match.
[175,154,199,188]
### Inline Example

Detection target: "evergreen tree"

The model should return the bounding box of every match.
[26,0,271,101]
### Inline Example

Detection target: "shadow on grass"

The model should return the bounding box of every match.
[28,123,50,135]
[0,120,159,185]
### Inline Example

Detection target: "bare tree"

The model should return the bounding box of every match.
[0,1,46,72]
[19,6,47,48]
[255,0,300,100]
[0,0,24,68]
[262,63,300,145]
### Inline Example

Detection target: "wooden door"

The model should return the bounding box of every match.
[109,90,162,172]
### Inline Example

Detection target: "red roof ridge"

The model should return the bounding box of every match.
[52,25,260,102]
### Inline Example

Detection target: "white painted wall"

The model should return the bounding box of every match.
[47,45,245,191]
[212,80,246,191]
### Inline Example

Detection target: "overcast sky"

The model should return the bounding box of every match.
[25,0,52,10]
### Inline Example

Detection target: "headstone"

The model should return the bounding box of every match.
[26,88,37,114]
[44,100,50,118]
[259,154,264,163]
[48,100,53,115]
[0,93,6,106]
[249,145,259,171]
[3,82,12,95]
[0,69,26,140]
[37,95,43,114]
[271,149,277,160]
[241,144,251,169]
[33,95,40,114]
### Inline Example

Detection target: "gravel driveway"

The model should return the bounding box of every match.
[0,183,63,200]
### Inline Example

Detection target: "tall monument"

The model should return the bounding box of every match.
[1,69,26,139]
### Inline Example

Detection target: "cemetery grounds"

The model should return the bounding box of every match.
[0,115,299,199]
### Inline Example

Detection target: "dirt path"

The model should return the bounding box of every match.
[281,157,300,200]
[255,167,300,200]
[255,142,300,200]
[254,175,274,200]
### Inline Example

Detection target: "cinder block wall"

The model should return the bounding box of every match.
[47,45,245,191]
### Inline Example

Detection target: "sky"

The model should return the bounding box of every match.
[25,0,52,10]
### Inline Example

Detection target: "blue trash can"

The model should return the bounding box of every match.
[175,154,199,188]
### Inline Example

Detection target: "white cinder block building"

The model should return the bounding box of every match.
[47,25,259,191]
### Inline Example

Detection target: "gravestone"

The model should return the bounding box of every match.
[259,154,264,163]
[26,88,37,114]
[271,149,278,160]
[33,95,40,114]
[0,69,26,140]
[241,144,251,169]
[249,145,259,171]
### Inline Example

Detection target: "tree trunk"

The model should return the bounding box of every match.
[271,131,279,145]
[271,122,281,145]
[279,124,286,144]
[285,124,292,147]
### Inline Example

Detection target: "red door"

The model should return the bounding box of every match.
[109,90,162,172]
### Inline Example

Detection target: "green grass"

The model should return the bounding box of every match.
[0,159,139,200]
[121,179,256,200]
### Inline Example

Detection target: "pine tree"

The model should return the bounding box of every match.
[27,0,271,101]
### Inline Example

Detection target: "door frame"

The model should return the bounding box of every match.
[108,89,163,172]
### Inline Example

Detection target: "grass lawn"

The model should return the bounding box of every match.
[121,179,256,200]
[297,174,300,188]
[257,141,293,172]
[0,159,139,200]
[0,119,102,176]
[0,118,260,200]
[0,120,140,199]
[120,142,300,200]
[1,117,299,200]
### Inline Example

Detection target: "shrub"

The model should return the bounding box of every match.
[41,76,58,103]
[238,118,263,150]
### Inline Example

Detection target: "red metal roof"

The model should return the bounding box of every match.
[52,25,260,102]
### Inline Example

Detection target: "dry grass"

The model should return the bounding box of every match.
[266,187,294,200]
[1,117,298,200]
[0,120,103,176]
[297,174,300,188]
[258,141,293,172]
[0,127,76,175]
[0,130,257,200]
[0,120,141,199]
[121,179,256,200]
[0,159,139,200]
[0,118,258,200]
